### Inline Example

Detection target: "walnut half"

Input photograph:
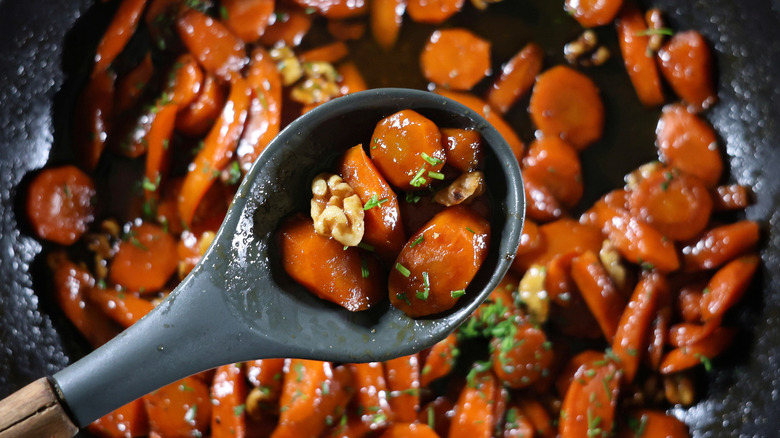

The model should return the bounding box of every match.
[311,173,365,247]
[433,171,486,206]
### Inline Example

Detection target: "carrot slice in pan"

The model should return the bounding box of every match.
[168,54,204,107]
[421,29,491,91]
[677,282,705,323]
[681,221,760,271]
[448,367,498,438]
[645,305,671,371]
[522,173,564,224]
[655,104,722,187]
[380,423,439,438]
[417,396,453,437]
[350,362,392,427]
[27,166,96,246]
[300,41,350,63]
[371,0,405,49]
[420,333,458,387]
[544,251,578,305]
[176,75,227,137]
[109,223,178,293]
[530,65,604,150]
[177,9,247,83]
[564,0,623,28]
[93,0,148,76]
[559,353,622,438]
[407,0,464,24]
[338,62,369,95]
[116,53,153,114]
[500,404,536,438]
[712,184,752,211]
[87,288,155,328]
[259,7,313,47]
[615,3,665,107]
[211,364,248,438]
[491,316,554,389]
[668,317,722,348]
[555,350,603,397]
[246,358,286,394]
[700,254,760,320]
[522,137,583,208]
[237,48,282,171]
[513,218,602,272]
[144,376,211,437]
[486,42,544,114]
[659,327,736,374]
[178,78,251,225]
[291,0,368,19]
[144,0,180,52]
[658,31,717,112]
[515,399,554,438]
[73,70,115,172]
[340,144,406,259]
[570,251,626,341]
[617,410,690,438]
[328,19,367,41]
[143,104,177,203]
[514,219,542,258]
[89,399,149,438]
[384,354,420,423]
[611,271,668,383]
[222,0,274,43]
[440,128,483,173]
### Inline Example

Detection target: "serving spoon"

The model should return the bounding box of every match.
[0,88,524,437]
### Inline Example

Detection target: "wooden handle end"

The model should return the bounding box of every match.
[0,377,79,438]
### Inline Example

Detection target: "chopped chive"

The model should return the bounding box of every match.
[634,28,674,37]
[405,192,421,203]
[410,234,425,247]
[466,227,476,234]
[219,5,229,19]
[428,171,445,180]
[427,406,435,429]
[233,404,245,416]
[396,292,411,305]
[343,246,348,250]
[142,175,160,192]
[395,263,411,277]
[410,166,427,187]
[62,183,72,198]
[363,194,389,210]
[695,353,713,372]
[130,237,149,251]
[421,152,443,166]
[304,6,316,14]
[358,242,375,251]
[416,290,429,300]
[361,256,370,278]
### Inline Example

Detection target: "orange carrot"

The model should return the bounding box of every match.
[176,75,227,137]
[617,410,690,438]
[564,0,623,27]
[168,55,205,107]
[448,367,498,438]
[300,41,350,63]
[338,62,368,95]
[88,399,149,438]
[109,223,178,293]
[420,333,458,387]
[544,251,578,305]
[26,166,96,245]
[144,0,181,52]
[87,288,155,328]
[677,282,705,323]
[570,251,626,341]
[417,396,454,437]
[371,0,405,49]
[522,173,563,224]
[616,3,665,106]
[222,0,274,43]
[646,306,670,371]
[291,0,368,19]
[700,255,760,320]
[559,353,621,438]
[177,9,248,82]
[350,362,392,427]
[530,65,604,150]
[116,54,153,114]
[384,354,420,423]
[93,0,148,76]
[178,78,251,226]
[380,423,439,438]
[712,184,752,211]
[515,399,554,438]
[668,317,721,348]
[514,219,542,258]
[237,48,282,172]
[658,31,717,112]
[328,19,367,41]
[512,218,602,272]
[486,43,544,114]
[681,221,760,271]
[73,69,115,171]
[407,0,463,24]
[523,137,583,208]
[259,8,313,47]
[659,327,736,374]
[500,404,535,438]
[421,29,491,91]
[211,364,248,438]
[491,316,554,388]
[656,104,722,187]
[246,358,286,394]
[143,104,177,203]
[144,376,211,437]
[440,128,483,173]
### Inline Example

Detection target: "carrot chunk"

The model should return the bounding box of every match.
[700,255,760,320]
[211,364,248,438]
[144,376,211,437]
[88,288,155,328]
[617,410,690,438]
[349,362,392,427]
[384,354,420,422]
[259,7,313,47]
[448,367,498,437]
[559,353,621,438]
[371,0,405,49]
[407,0,464,24]
[658,31,717,112]
[564,0,623,28]
[27,166,96,245]
[222,0,274,43]
[73,70,115,171]
[491,316,554,388]
[616,4,665,106]
[522,137,583,208]
[380,423,439,438]
[109,223,178,293]
[486,42,544,114]
[93,0,148,76]
[88,399,149,438]
[681,221,760,271]
[420,333,458,387]
[177,9,247,82]
[176,75,227,137]
[291,0,368,19]
[421,29,491,91]
[440,128,483,172]
[656,104,722,187]
[659,327,735,374]
[570,251,626,341]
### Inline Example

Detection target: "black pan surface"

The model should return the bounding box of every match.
[1,0,780,436]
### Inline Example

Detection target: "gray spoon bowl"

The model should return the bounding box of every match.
[1,88,524,435]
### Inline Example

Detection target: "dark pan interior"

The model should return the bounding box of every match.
[1,0,780,436]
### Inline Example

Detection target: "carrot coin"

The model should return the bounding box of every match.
[564,0,623,28]
[27,166,96,245]
[486,42,544,114]
[421,29,491,91]
[616,3,665,107]
[407,0,464,24]
[522,137,583,208]
[109,223,178,293]
[440,128,483,172]
[658,31,717,112]
[656,104,723,187]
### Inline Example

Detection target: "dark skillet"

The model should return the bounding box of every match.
[1,0,779,436]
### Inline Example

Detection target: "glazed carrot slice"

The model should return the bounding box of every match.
[421,29,491,91]
[389,206,490,317]
[27,166,96,245]
[515,399,554,438]
[300,41,350,63]
[555,350,603,397]
[559,353,621,438]
[514,219,542,258]
[530,65,604,150]
[658,31,717,112]
[384,354,420,423]
[611,271,668,383]
[337,62,368,95]
[491,316,554,388]
[417,396,454,436]
[523,137,583,208]
[273,361,353,438]
[52,257,120,347]
[564,0,622,27]
[616,3,665,107]
[211,364,248,438]
[407,0,464,24]
[628,167,713,241]
[371,0,405,49]
[668,317,721,348]
[470,273,518,327]
[177,75,227,137]
[237,48,282,172]
[178,78,251,226]
[544,251,578,305]
[681,221,760,271]
[350,362,392,427]
[677,282,705,323]
[617,410,690,438]
[222,0,274,43]
[88,398,149,438]
[486,42,544,114]
[93,0,148,76]
[522,173,563,224]
[292,0,368,18]
[570,251,626,341]
[246,358,286,395]
[87,288,155,328]
[144,0,181,51]
[646,306,670,371]
[712,184,752,211]
[436,90,525,162]
[700,254,760,320]
[143,104,177,203]
[500,404,535,438]
[440,128,483,173]
[109,223,178,293]
[177,9,248,82]
[259,8,313,47]
[420,333,458,387]
[448,367,498,438]
[73,69,115,171]
[370,109,445,190]
[328,19,367,41]
[380,423,439,438]
[168,55,204,107]
[659,327,736,374]
[340,144,406,258]
[116,54,153,114]
[144,376,211,437]
[512,218,602,272]
[278,215,385,311]
[656,104,722,187]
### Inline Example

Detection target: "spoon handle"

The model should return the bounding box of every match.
[0,378,78,438]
